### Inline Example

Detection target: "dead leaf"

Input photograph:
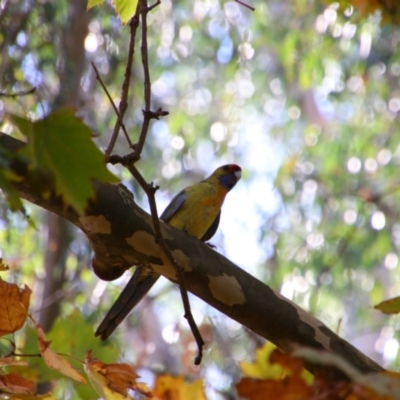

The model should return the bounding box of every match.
[293,347,400,399]
[269,348,304,375]
[236,377,311,400]
[31,318,86,384]
[238,346,400,400]
[351,0,400,24]
[84,350,152,399]
[0,279,31,336]
[0,357,29,367]
[238,349,312,400]
[0,258,10,271]
[8,393,57,399]
[0,372,36,395]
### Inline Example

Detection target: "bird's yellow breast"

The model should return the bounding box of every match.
[167,180,227,239]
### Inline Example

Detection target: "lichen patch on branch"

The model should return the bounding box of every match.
[275,292,331,350]
[208,274,246,306]
[79,215,112,234]
[125,231,159,256]
[170,249,193,272]
[150,263,177,281]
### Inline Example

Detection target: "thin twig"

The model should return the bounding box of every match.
[127,164,205,365]
[91,62,133,150]
[147,0,161,11]
[128,0,157,162]
[133,0,204,363]
[11,352,42,358]
[235,0,255,11]
[0,87,36,97]
[105,8,140,156]
[109,0,203,364]
[122,0,168,165]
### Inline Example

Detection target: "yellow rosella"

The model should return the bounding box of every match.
[95,164,241,340]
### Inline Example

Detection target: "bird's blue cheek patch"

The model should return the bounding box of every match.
[218,174,236,190]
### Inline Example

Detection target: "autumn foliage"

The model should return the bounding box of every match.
[0,274,152,398]
[1,270,400,399]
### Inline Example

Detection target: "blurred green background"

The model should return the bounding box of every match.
[1,0,400,398]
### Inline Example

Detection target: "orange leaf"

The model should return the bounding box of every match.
[0,372,36,395]
[0,279,31,336]
[84,350,152,398]
[0,258,9,271]
[7,394,56,400]
[269,349,304,375]
[351,0,400,23]
[0,357,28,367]
[236,377,311,400]
[33,320,86,384]
[237,349,312,400]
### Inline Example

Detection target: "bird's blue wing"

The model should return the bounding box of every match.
[160,190,187,222]
[201,211,221,241]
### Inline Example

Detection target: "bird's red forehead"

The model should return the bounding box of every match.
[228,164,241,171]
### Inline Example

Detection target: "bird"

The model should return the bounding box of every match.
[95,164,242,340]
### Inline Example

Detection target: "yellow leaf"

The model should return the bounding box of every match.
[113,0,139,25]
[153,375,206,400]
[374,296,400,314]
[87,0,104,9]
[240,342,285,380]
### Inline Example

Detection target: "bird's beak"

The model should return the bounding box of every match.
[234,170,242,180]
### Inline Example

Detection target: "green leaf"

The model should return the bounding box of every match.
[87,0,104,9]
[9,108,118,215]
[113,0,138,25]
[0,171,24,211]
[374,296,400,314]
[0,142,24,211]
[20,310,119,399]
[48,309,119,400]
[87,0,138,24]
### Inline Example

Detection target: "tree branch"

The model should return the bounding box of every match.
[0,87,36,97]
[0,132,384,375]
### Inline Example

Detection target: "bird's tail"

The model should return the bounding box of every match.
[95,266,160,340]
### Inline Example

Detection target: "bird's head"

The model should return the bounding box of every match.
[210,164,242,191]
